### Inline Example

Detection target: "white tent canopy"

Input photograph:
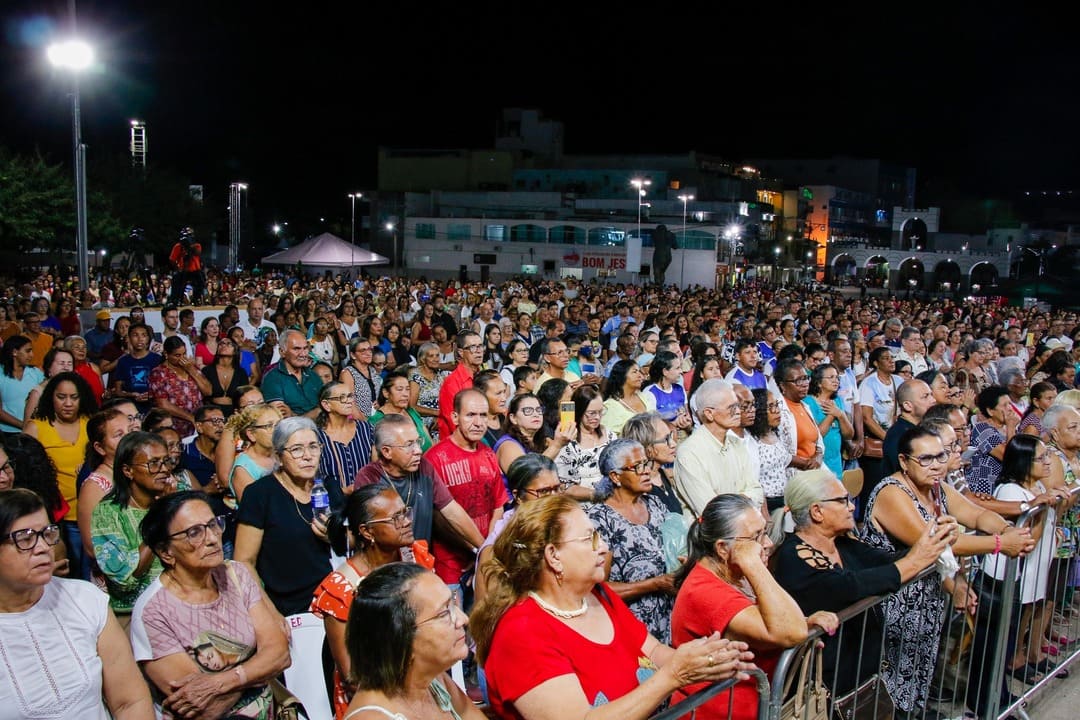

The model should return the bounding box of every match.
[261,232,388,267]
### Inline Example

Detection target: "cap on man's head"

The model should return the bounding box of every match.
[96,310,111,320]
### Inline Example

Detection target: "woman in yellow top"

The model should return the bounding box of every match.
[25,371,98,574]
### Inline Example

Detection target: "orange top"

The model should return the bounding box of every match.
[785,396,818,459]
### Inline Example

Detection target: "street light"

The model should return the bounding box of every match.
[47,39,94,294]
[630,177,651,243]
[348,192,362,272]
[677,194,694,245]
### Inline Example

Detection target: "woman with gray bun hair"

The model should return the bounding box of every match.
[408,341,446,437]
[586,438,675,642]
[771,468,949,697]
[671,492,833,720]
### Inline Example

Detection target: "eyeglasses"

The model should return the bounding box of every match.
[364,507,413,529]
[326,394,353,404]
[168,516,227,545]
[387,439,423,451]
[200,417,226,426]
[584,408,605,418]
[0,460,12,474]
[555,529,602,550]
[250,422,276,431]
[819,374,839,382]
[767,401,783,412]
[283,443,322,459]
[652,432,676,447]
[704,402,742,418]
[517,405,544,417]
[619,459,652,475]
[523,484,566,498]
[131,457,172,473]
[782,376,810,386]
[904,452,950,467]
[2,524,62,551]
[461,344,484,353]
[417,590,461,627]
[819,494,853,506]
[723,528,768,544]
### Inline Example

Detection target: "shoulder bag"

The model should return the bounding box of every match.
[831,673,895,720]
[780,643,829,720]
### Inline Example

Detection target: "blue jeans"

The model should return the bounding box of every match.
[61,521,85,579]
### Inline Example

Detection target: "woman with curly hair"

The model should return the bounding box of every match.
[26,371,98,571]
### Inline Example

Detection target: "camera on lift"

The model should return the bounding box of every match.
[178,226,196,258]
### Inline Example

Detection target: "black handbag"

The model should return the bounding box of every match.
[831,673,895,720]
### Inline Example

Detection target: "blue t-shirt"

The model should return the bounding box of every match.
[646,383,687,422]
[0,366,45,433]
[112,352,162,414]
[726,366,767,391]
[804,395,847,480]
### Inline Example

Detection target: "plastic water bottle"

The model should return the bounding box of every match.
[310,479,330,521]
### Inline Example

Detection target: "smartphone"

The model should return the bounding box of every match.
[560,402,576,430]
[581,362,596,375]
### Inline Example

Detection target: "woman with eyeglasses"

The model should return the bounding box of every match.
[555,385,617,499]
[499,338,532,390]
[0,487,154,719]
[586,439,676,642]
[341,562,485,720]
[621,411,683,514]
[130,490,289,720]
[214,386,265,492]
[669,493,832,720]
[341,336,382,421]
[474,454,561,609]
[745,388,794,515]
[474,495,753,720]
[861,426,1029,715]
[312,482,430,719]
[315,381,377,512]
[372,369,435,449]
[496,393,575,483]
[772,469,951,698]
[92,432,180,625]
[805,363,854,481]
[235,417,332,617]
[225,403,282,505]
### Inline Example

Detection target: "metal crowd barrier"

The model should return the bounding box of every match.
[760,484,1080,720]
[651,669,770,720]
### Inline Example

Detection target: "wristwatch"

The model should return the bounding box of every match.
[1018,501,1031,513]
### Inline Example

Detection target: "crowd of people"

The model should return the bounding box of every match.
[2,265,1080,720]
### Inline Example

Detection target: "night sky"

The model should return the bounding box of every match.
[3,1,1080,234]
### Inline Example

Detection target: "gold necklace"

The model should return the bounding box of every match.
[277,474,312,523]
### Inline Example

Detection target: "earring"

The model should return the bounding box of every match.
[556,568,564,586]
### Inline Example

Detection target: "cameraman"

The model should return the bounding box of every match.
[168,227,204,305]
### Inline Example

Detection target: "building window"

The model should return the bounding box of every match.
[510,224,547,243]
[415,223,436,239]
[447,224,472,242]
[485,224,507,242]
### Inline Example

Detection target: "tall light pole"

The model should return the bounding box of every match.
[348,192,362,272]
[386,222,397,273]
[228,183,247,271]
[47,39,94,294]
[630,177,651,243]
[677,194,694,286]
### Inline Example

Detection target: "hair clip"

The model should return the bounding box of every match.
[512,542,526,549]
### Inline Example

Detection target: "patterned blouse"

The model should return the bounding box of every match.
[585,493,674,644]
[555,428,617,489]
[753,433,794,498]
[409,368,446,433]
[149,364,204,437]
[967,421,1005,495]
[343,364,381,418]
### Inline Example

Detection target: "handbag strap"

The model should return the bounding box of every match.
[781,643,815,712]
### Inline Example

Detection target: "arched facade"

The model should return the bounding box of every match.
[970,262,1000,288]
[823,246,1007,291]
[898,257,926,289]
[932,260,962,290]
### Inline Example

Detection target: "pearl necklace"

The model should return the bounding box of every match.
[529,591,588,619]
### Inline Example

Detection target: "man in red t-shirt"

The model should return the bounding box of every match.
[437,330,485,439]
[425,388,508,593]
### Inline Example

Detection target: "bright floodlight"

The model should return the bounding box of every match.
[385,222,395,231]
[47,40,94,71]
